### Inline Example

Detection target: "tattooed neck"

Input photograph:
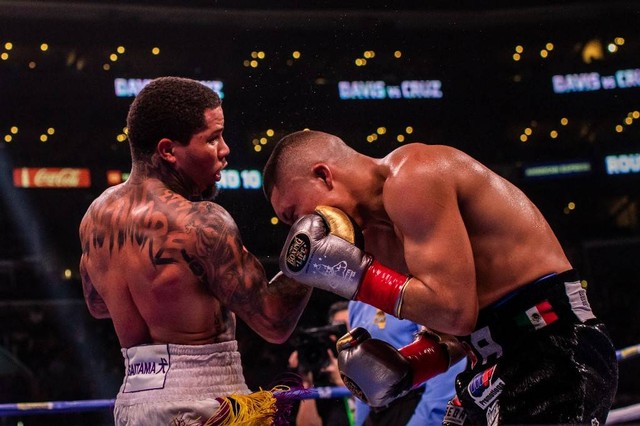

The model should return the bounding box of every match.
[130,156,214,201]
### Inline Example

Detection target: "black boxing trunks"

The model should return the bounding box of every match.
[444,270,618,425]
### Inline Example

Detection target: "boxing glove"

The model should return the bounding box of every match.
[280,205,410,317]
[336,327,455,407]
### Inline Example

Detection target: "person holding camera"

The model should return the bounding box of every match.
[289,301,354,426]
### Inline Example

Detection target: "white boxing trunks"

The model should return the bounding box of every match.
[114,340,250,426]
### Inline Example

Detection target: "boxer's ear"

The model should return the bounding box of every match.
[312,163,333,189]
[157,138,176,163]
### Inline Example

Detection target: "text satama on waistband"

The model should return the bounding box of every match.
[123,344,171,393]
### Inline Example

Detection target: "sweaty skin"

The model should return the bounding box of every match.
[270,142,571,336]
[80,107,311,348]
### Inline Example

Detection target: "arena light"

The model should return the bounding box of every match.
[582,39,603,64]
[40,43,49,52]
[4,42,12,50]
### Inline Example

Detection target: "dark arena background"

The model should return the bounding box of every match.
[1,1,639,424]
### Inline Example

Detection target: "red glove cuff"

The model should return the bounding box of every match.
[399,334,450,387]
[356,259,410,317]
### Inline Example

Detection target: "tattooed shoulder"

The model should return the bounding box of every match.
[182,202,242,259]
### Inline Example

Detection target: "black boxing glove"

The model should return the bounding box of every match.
[280,205,411,317]
[337,327,458,407]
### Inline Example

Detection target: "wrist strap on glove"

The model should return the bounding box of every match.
[399,332,450,387]
[357,260,411,318]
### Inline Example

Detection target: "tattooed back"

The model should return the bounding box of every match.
[79,179,239,348]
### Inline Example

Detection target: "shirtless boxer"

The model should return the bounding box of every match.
[263,130,618,425]
[79,77,312,425]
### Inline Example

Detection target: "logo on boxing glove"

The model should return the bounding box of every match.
[285,233,311,273]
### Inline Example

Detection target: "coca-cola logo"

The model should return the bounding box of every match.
[34,168,81,187]
[13,167,91,188]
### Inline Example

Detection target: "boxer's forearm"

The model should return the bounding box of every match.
[397,278,478,336]
[257,272,313,343]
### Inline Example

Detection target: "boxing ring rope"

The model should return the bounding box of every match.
[0,386,352,417]
[0,346,639,422]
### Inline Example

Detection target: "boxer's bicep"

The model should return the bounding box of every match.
[185,204,308,341]
[385,169,478,334]
[188,206,265,300]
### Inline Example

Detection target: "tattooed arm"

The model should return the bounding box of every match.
[78,211,111,319]
[187,202,312,343]
[79,255,111,319]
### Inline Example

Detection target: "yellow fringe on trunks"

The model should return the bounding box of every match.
[203,386,290,426]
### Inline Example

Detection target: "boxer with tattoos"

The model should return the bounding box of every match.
[79,77,312,426]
